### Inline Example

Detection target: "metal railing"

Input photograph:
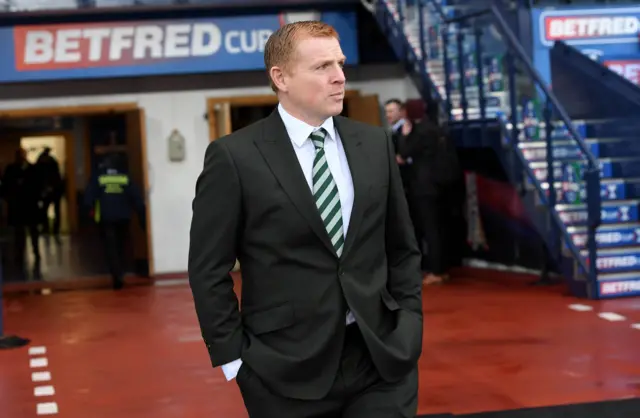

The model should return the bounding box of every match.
[378,0,601,291]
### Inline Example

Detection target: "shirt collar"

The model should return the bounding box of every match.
[392,118,406,132]
[278,103,336,148]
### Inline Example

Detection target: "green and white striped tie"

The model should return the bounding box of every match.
[310,128,344,257]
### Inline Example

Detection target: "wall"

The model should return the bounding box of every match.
[0,66,419,274]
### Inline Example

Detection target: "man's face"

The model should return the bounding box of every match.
[280,35,346,125]
[384,102,404,125]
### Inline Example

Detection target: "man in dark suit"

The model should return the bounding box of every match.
[384,98,411,192]
[396,116,461,285]
[189,21,423,418]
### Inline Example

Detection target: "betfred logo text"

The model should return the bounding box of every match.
[13,21,273,71]
[600,279,640,296]
[544,15,639,43]
[603,59,640,85]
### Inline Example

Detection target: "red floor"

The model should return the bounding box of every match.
[1,271,639,417]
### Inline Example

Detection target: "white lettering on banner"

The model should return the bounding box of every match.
[225,29,272,54]
[546,16,640,40]
[606,62,640,85]
[600,280,640,295]
[19,23,273,67]
[596,256,637,269]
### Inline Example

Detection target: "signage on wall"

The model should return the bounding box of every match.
[531,6,640,86]
[0,10,358,83]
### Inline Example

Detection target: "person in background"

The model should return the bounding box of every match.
[1,148,42,277]
[84,153,145,290]
[189,21,423,418]
[35,147,63,241]
[384,98,411,193]
[396,107,462,285]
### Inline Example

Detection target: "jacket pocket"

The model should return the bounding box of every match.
[243,302,295,335]
[380,288,401,311]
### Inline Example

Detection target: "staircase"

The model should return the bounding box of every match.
[372,0,640,299]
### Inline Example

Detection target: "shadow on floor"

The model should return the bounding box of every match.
[0,230,110,283]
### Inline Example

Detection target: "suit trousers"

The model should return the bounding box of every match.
[408,195,446,275]
[236,324,419,418]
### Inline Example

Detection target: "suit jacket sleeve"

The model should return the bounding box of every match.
[189,139,243,367]
[384,130,423,316]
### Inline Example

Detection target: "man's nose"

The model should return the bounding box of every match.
[333,67,346,84]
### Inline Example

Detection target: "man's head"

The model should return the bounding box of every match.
[384,99,406,126]
[264,21,346,126]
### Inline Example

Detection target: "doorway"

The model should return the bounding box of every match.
[0,104,152,291]
[20,134,74,235]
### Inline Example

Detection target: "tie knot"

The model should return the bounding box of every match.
[310,128,328,151]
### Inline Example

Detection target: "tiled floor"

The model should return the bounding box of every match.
[0,231,110,284]
[1,272,639,417]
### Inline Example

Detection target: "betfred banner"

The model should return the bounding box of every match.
[531,6,640,86]
[0,11,358,82]
[540,12,640,46]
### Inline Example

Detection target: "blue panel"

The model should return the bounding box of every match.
[598,277,640,298]
[588,248,640,274]
[558,202,640,226]
[531,5,640,87]
[570,225,640,249]
[0,11,358,82]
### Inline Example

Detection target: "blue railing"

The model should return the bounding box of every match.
[376,0,602,294]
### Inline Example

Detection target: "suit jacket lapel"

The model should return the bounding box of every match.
[253,110,336,256]
[334,116,368,261]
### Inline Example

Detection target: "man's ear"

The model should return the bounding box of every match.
[270,66,288,93]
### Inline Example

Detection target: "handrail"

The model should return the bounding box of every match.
[486,4,599,171]
[425,0,599,171]
[420,0,600,286]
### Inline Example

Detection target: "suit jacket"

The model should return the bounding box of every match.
[188,109,423,401]
[391,128,411,192]
[397,119,443,197]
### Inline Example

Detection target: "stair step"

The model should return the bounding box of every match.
[556,199,640,226]
[448,91,508,109]
[528,158,640,183]
[540,178,640,203]
[567,223,640,249]
[581,247,640,274]
[583,118,640,138]
[451,106,502,120]
[519,138,640,161]
[596,272,640,298]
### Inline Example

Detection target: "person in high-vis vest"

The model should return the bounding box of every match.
[84,153,145,289]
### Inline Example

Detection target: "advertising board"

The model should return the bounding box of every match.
[531,5,640,86]
[0,10,358,82]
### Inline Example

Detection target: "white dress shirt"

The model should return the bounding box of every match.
[392,118,412,165]
[220,104,355,381]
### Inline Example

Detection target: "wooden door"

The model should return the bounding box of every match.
[346,94,383,126]
[124,108,153,277]
[208,101,232,141]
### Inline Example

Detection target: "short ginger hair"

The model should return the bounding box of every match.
[264,21,340,92]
